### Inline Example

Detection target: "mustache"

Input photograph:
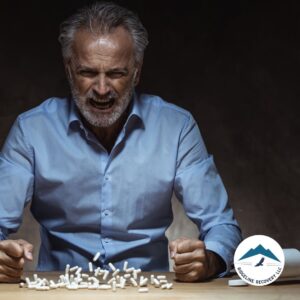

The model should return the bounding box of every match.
[87,90,118,102]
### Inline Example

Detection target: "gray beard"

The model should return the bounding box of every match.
[70,81,134,128]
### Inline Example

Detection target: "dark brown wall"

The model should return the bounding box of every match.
[1,0,300,252]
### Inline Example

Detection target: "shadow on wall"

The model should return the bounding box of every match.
[10,194,199,271]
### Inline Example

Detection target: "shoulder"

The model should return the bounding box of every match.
[18,97,69,120]
[138,93,193,125]
[17,97,70,126]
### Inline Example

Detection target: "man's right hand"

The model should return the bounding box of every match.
[0,239,33,283]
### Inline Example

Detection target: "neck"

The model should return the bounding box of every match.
[84,108,129,153]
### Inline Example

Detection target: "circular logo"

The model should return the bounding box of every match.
[234,235,285,286]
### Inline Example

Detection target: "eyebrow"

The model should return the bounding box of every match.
[75,65,129,74]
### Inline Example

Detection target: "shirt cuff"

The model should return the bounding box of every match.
[205,240,234,277]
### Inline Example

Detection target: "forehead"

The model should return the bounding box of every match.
[71,26,135,66]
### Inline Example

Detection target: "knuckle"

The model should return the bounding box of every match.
[195,240,205,248]
[194,261,204,270]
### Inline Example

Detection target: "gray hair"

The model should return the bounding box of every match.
[58,1,149,65]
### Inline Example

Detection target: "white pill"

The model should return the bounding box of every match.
[130,278,138,287]
[123,261,128,271]
[88,277,99,284]
[112,281,116,292]
[112,269,120,277]
[109,262,116,272]
[108,277,116,284]
[167,283,173,289]
[103,270,109,281]
[153,278,160,287]
[138,287,149,293]
[70,266,78,272]
[88,285,98,289]
[150,274,155,285]
[89,262,93,272]
[157,275,166,279]
[75,267,82,275]
[124,274,131,279]
[228,279,248,287]
[36,286,50,291]
[65,264,70,273]
[98,284,111,290]
[140,277,148,287]
[19,282,25,288]
[93,252,101,262]
[126,267,134,273]
[159,279,168,284]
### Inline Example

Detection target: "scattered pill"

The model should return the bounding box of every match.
[112,268,120,277]
[109,262,116,272]
[138,287,149,293]
[93,252,101,262]
[89,262,93,272]
[123,261,128,271]
[130,278,138,287]
[20,253,174,294]
[69,266,78,272]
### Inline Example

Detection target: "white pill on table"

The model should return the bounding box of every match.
[228,279,248,287]
[138,287,149,293]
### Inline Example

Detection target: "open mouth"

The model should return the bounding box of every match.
[89,98,115,110]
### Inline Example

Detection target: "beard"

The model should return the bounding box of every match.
[70,79,134,128]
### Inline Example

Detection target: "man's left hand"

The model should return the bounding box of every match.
[169,237,224,282]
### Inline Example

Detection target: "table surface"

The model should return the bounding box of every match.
[1,272,299,300]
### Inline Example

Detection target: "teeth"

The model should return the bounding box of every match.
[90,99,113,109]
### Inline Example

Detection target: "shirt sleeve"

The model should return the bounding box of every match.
[173,113,242,276]
[0,116,34,239]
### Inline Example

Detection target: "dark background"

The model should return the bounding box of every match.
[1,0,299,250]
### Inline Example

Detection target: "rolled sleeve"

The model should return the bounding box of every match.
[174,114,242,277]
[0,117,34,236]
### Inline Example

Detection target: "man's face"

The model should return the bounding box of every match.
[67,27,140,128]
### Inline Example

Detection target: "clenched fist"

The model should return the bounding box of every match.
[169,237,225,282]
[0,239,33,283]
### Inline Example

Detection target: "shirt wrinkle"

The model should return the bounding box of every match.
[0,92,241,273]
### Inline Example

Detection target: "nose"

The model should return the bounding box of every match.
[93,74,110,96]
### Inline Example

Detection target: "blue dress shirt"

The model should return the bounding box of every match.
[0,93,241,273]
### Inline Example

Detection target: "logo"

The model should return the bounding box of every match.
[234,235,285,286]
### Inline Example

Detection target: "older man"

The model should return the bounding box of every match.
[0,2,242,283]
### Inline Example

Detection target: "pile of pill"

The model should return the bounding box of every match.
[20,252,173,293]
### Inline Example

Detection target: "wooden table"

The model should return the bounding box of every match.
[0,272,299,300]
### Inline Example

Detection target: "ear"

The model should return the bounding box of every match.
[64,60,73,82]
[133,60,143,86]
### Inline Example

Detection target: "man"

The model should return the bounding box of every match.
[0,2,242,283]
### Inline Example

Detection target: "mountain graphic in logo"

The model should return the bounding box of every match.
[239,244,280,262]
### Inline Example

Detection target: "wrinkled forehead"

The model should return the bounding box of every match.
[71,26,136,63]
